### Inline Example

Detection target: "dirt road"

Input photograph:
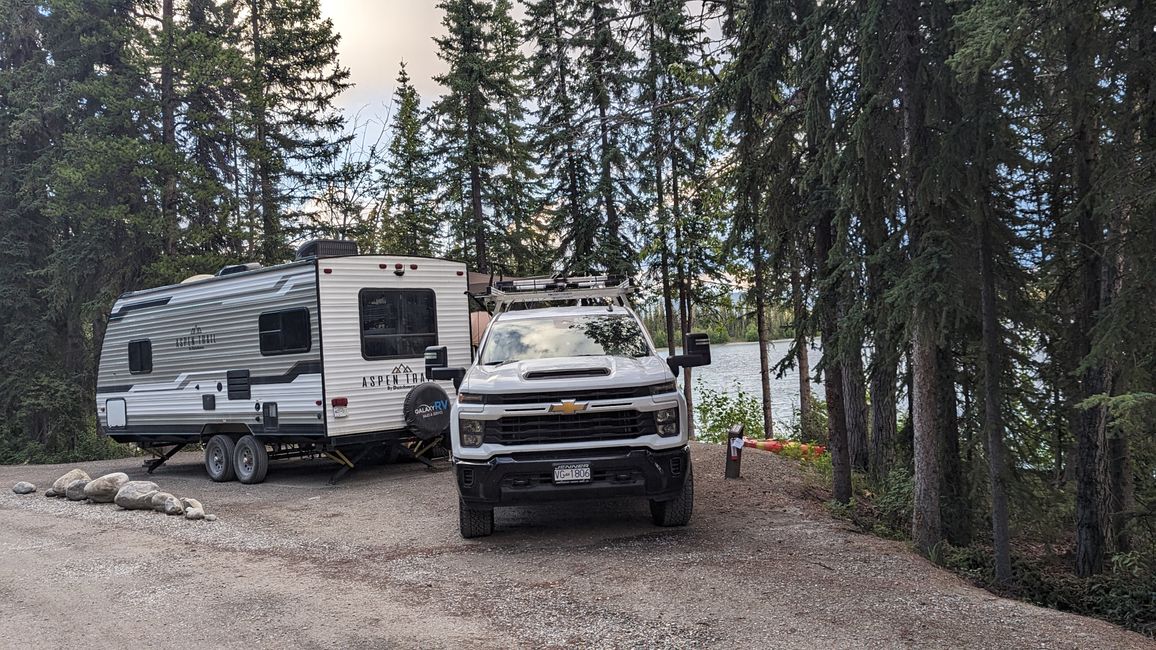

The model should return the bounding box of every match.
[1,444,1149,649]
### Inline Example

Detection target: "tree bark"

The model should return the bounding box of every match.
[844,341,869,473]
[753,237,773,439]
[938,346,969,547]
[911,312,942,554]
[792,265,812,436]
[160,0,177,256]
[816,209,850,502]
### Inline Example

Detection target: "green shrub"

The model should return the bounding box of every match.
[695,382,764,443]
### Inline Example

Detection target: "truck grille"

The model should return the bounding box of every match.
[483,410,656,445]
[480,385,653,405]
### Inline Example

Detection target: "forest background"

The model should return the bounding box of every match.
[0,0,1152,634]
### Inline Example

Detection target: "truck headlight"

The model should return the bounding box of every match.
[459,418,484,447]
[650,381,677,395]
[655,407,679,437]
[457,392,483,404]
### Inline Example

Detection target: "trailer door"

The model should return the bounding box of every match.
[317,257,470,438]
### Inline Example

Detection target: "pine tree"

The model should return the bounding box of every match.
[381,62,439,257]
[243,0,350,264]
[431,0,544,274]
[524,0,595,273]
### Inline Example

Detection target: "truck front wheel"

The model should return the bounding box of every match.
[650,467,694,527]
[459,497,494,538]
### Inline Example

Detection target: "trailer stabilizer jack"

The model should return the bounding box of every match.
[144,443,188,474]
[326,445,375,485]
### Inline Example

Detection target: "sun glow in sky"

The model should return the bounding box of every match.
[318,1,448,116]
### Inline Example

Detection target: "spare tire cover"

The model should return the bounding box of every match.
[403,382,452,440]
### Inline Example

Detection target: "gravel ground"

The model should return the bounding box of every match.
[1,443,1150,649]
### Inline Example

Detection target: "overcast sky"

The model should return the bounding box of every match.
[318,1,448,118]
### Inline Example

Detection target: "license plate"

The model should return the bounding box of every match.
[332,406,348,419]
[553,463,591,484]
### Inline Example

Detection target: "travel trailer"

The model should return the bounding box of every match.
[96,241,470,483]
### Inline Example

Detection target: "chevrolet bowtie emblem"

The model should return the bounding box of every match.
[549,399,588,415]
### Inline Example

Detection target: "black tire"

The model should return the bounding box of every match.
[459,497,494,538]
[650,467,694,527]
[234,434,269,484]
[204,435,237,482]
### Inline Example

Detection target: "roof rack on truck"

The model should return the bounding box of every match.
[485,275,632,312]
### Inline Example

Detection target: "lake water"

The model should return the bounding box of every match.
[663,340,825,430]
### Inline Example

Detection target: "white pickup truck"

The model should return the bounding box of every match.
[423,277,711,538]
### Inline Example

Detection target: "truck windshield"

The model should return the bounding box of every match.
[479,314,651,364]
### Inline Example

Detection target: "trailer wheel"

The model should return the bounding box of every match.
[649,467,694,527]
[458,497,494,538]
[234,435,269,484]
[204,435,237,482]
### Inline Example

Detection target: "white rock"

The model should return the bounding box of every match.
[11,482,35,495]
[51,469,90,495]
[180,497,203,512]
[204,514,218,522]
[65,479,90,501]
[151,492,176,512]
[84,473,130,503]
[114,481,159,510]
[163,495,184,516]
[184,508,205,521]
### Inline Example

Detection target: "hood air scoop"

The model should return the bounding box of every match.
[524,367,610,380]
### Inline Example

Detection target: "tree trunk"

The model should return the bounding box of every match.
[792,265,812,436]
[816,209,850,502]
[160,0,177,256]
[938,346,970,546]
[753,238,773,439]
[1067,13,1107,576]
[911,312,941,554]
[844,343,869,473]
[980,213,1012,583]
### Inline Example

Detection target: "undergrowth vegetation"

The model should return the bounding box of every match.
[695,388,1155,638]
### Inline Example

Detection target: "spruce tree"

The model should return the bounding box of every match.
[381,62,439,257]
[243,0,350,264]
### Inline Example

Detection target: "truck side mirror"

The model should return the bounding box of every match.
[684,332,711,366]
[425,346,466,389]
[665,333,712,377]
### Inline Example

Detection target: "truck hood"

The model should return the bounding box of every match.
[462,355,672,393]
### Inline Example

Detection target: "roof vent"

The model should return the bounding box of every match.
[216,262,263,277]
[296,239,358,260]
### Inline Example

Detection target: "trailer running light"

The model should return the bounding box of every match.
[331,397,348,407]
[379,263,388,269]
[394,263,404,270]
[323,268,332,274]
[331,396,349,418]
[410,263,418,270]
[456,270,464,276]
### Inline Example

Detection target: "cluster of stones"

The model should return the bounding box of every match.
[11,469,217,521]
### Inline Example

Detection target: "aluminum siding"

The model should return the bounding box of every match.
[96,264,324,436]
[318,256,469,437]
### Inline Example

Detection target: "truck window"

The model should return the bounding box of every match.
[479,314,650,364]
[128,339,153,373]
[259,308,312,355]
[359,289,438,359]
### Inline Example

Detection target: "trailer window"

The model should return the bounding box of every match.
[259,308,312,355]
[128,339,152,374]
[359,289,438,359]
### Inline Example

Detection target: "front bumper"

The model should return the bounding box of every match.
[454,445,690,508]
